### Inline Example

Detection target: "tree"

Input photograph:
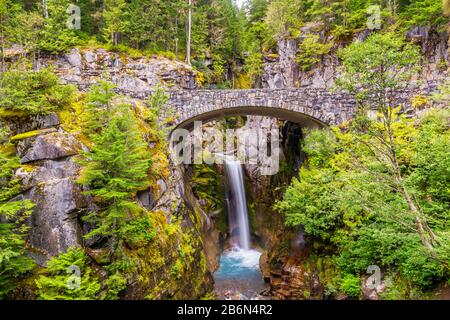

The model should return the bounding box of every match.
[103,0,129,46]
[82,80,117,135]
[0,68,75,116]
[38,0,81,53]
[296,34,333,72]
[187,0,193,65]
[77,103,152,255]
[265,0,304,39]
[276,109,449,293]
[0,148,35,298]
[35,247,101,300]
[0,67,75,117]
[336,32,437,249]
[0,0,21,70]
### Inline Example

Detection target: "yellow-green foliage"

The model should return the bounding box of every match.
[296,34,333,72]
[195,70,206,88]
[10,129,51,141]
[35,247,101,300]
[411,95,431,109]
[235,73,252,89]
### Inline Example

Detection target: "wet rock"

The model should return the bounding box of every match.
[154,179,168,202]
[27,177,84,258]
[17,131,83,163]
[16,158,88,259]
[259,251,271,281]
[262,39,298,89]
[203,228,222,273]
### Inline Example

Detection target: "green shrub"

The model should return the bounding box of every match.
[340,274,361,298]
[0,68,75,117]
[122,215,157,248]
[103,272,127,300]
[35,247,101,300]
[0,149,35,298]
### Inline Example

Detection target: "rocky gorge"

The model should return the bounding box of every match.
[1,21,449,300]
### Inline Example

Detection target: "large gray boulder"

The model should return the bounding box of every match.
[16,159,87,259]
[17,130,83,163]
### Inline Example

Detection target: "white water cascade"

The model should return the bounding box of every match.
[214,157,267,299]
[224,158,251,250]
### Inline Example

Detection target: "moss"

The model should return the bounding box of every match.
[10,129,51,141]
[200,292,216,300]
[303,289,311,299]
[20,164,35,173]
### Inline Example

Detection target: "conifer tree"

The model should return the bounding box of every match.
[0,148,35,298]
[78,103,152,254]
[35,247,101,300]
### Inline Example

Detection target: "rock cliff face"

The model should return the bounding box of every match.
[43,48,197,92]
[7,50,212,299]
[262,26,449,89]
[7,115,88,261]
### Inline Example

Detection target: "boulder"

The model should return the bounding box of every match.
[27,178,83,258]
[65,48,82,68]
[17,130,82,163]
[16,158,88,259]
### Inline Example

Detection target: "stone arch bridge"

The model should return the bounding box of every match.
[126,88,418,129]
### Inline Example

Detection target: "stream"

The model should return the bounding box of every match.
[213,158,268,300]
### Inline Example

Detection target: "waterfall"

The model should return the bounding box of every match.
[224,158,251,250]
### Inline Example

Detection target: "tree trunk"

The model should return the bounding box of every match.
[42,0,49,19]
[175,16,179,59]
[384,104,434,250]
[1,27,4,73]
[186,0,192,65]
[400,185,434,249]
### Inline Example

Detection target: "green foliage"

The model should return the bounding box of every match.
[337,32,421,103]
[146,86,170,126]
[191,164,224,214]
[243,52,264,86]
[121,215,157,248]
[401,0,448,29]
[296,34,333,72]
[35,247,101,300]
[38,0,84,53]
[278,34,446,294]
[0,148,35,298]
[103,272,127,300]
[265,0,304,39]
[0,67,75,117]
[277,110,450,295]
[77,102,152,253]
[82,80,117,134]
[340,274,361,298]
[103,0,130,46]
[301,129,335,167]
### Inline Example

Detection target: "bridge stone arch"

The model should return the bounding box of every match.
[166,89,358,130]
